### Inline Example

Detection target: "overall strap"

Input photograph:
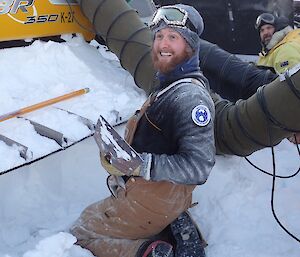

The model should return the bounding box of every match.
[155,78,206,100]
[124,94,155,144]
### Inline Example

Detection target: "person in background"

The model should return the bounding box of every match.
[255,12,300,144]
[70,4,215,257]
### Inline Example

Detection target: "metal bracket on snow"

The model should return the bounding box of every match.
[27,119,69,147]
[0,134,32,160]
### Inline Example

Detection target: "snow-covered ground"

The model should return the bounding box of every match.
[0,35,145,173]
[0,35,299,257]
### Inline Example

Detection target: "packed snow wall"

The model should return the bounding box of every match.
[76,0,300,156]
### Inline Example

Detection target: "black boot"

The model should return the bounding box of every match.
[136,240,174,257]
[170,211,207,257]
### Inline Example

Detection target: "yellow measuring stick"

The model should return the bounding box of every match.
[0,88,90,123]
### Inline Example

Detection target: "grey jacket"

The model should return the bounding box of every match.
[131,72,215,185]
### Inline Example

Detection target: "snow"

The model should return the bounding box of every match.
[0,35,299,257]
[0,34,145,172]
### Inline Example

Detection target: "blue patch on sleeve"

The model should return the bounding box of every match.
[192,105,211,126]
[280,61,289,67]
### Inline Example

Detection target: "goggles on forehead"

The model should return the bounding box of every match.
[255,13,276,30]
[149,6,198,34]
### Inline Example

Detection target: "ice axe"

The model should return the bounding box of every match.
[0,88,90,122]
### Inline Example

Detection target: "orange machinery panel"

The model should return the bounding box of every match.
[0,0,94,42]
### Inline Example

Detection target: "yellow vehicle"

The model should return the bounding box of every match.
[0,0,94,42]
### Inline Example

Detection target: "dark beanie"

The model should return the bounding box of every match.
[150,4,204,51]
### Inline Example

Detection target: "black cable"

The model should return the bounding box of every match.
[266,122,300,244]
[245,84,300,244]
[244,140,300,178]
[241,69,300,178]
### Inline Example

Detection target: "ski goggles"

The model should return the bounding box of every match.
[255,13,276,30]
[149,6,198,34]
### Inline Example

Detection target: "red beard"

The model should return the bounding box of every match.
[152,48,190,74]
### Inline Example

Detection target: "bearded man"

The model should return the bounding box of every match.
[70,4,215,257]
[255,13,300,144]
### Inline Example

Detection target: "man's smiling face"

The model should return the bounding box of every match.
[152,27,192,74]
